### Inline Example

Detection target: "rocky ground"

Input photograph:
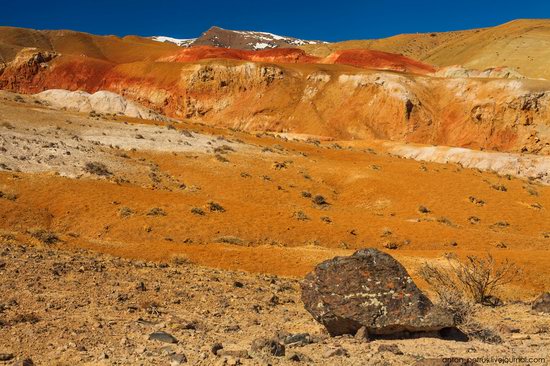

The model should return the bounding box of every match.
[1,92,550,365]
[1,241,549,365]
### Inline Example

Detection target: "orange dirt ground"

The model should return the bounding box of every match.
[1,96,548,301]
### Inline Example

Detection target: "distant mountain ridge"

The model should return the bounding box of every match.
[150,26,326,50]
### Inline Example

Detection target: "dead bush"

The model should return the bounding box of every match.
[214,154,229,163]
[208,201,225,212]
[216,236,244,245]
[28,228,59,245]
[312,195,328,206]
[191,207,205,216]
[0,191,18,201]
[118,207,134,218]
[83,162,112,176]
[146,207,166,216]
[293,211,310,221]
[419,253,520,311]
[418,205,431,214]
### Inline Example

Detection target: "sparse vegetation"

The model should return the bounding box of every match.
[420,253,520,309]
[293,211,309,221]
[27,228,59,245]
[0,230,16,243]
[191,207,205,216]
[216,236,244,245]
[0,191,18,201]
[146,207,166,216]
[312,195,328,206]
[468,196,485,206]
[490,221,509,229]
[418,205,431,214]
[83,162,112,176]
[214,154,229,163]
[118,207,134,218]
[491,184,507,192]
[208,201,225,212]
[437,216,455,227]
[272,161,287,170]
[468,216,480,224]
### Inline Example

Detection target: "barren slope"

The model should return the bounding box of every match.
[302,19,550,80]
[1,94,549,300]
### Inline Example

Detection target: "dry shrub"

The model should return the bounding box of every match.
[84,162,112,176]
[419,253,520,322]
[27,228,59,245]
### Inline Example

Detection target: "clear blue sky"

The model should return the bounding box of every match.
[1,0,549,42]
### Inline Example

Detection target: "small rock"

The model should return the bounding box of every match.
[354,326,369,341]
[218,349,249,358]
[377,344,403,355]
[0,353,14,361]
[283,333,311,346]
[149,331,178,344]
[21,358,34,366]
[323,347,348,358]
[160,346,175,356]
[212,343,224,355]
[170,353,187,365]
[287,352,312,362]
[250,337,285,357]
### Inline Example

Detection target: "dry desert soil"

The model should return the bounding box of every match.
[0,91,549,365]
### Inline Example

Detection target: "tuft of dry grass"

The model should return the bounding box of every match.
[27,228,59,245]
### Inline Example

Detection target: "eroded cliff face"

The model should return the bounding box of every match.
[1,49,549,155]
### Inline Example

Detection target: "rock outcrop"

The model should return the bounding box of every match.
[301,248,455,337]
[1,45,550,156]
[34,89,168,121]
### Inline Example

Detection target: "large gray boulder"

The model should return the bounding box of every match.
[301,248,455,337]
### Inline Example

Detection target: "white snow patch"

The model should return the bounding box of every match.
[150,36,195,47]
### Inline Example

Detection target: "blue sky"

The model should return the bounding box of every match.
[1,0,549,42]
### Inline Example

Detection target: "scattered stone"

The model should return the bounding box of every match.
[250,337,285,357]
[287,352,312,362]
[170,353,187,365]
[21,358,34,366]
[354,326,369,341]
[148,331,178,344]
[211,343,224,355]
[323,347,348,358]
[0,353,14,361]
[377,344,403,355]
[301,248,454,337]
[532,292,550,313]
[218,349,249,359]
[282,333,311,346]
